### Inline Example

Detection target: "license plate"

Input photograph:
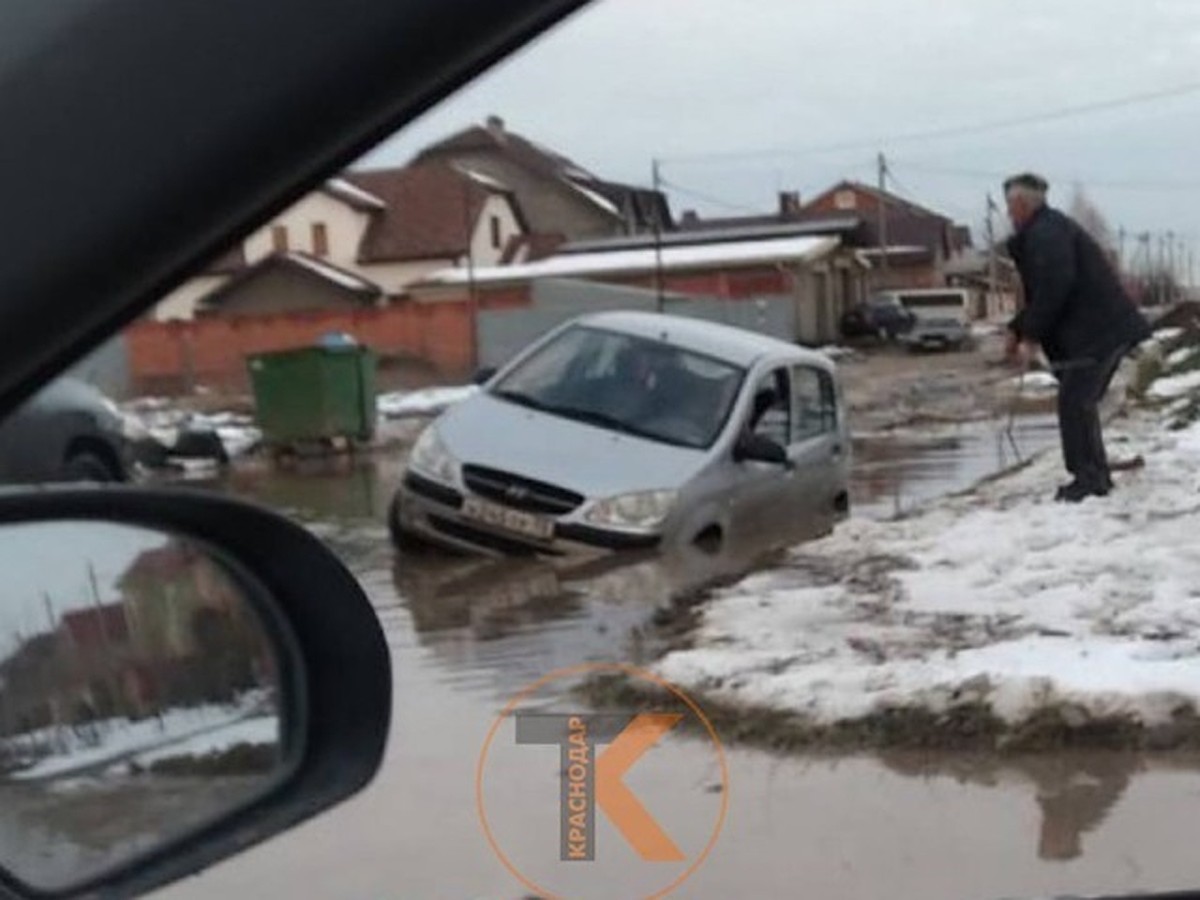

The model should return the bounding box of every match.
[462,497,555,541]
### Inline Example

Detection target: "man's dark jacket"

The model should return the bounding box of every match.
[1007,206,1151,363]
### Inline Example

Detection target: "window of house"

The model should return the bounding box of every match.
[791,366,838,441]
[833,189,857,210]
[748,368,791,447]
[311,223,329,257]
[270,225,289,252]
[490,215,502,250]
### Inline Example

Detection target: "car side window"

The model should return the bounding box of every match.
[791,366,838,441]
[748,368,790,447]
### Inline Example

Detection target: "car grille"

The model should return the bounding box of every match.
[404,471,463,508]
[461,465,584,515]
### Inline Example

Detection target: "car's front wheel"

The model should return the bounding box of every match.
[61,450,121,483]
[387,493,434,554]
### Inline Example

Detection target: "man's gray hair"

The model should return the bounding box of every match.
[1004,172,1049,205]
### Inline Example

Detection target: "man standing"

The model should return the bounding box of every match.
[1003,173,1151,503]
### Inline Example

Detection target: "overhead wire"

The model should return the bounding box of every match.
[659,80,1200,167]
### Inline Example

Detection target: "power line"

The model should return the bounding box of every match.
[660,79,1200,167]
[656,176,762,214]
[889,159,1200,194]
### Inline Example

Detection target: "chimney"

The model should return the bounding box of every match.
[681,210,700,228]
[779,191,802,217]
[486,115,506,139]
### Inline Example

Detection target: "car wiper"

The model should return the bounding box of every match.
[491,388,550,412]
[545,405,693,448]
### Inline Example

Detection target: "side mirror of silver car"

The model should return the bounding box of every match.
[0,488,390,900]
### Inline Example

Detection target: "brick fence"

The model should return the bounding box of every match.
[127,295,528,394]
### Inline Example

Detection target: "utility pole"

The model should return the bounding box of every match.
[460,178,479,371]
[1167,231,1177,304]
[877,152,890,283]
[986,194,999,318]
[651,158,665,313]
[1117,227,1126,274]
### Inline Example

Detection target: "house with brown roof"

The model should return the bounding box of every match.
[800,180,972,291]
[154,162,528,320]
[413,116,672,241]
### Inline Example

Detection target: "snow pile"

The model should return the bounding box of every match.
[4,692,273,780]
[130,715,278,768]
[657,410,1200,730]
[122,399,262,459]
[1147,370,1200,401]
[378,385,479,419]
[1166,346,1200,370]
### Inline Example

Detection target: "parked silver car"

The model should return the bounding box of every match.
[389,311,851,558]
[0,377,135,484]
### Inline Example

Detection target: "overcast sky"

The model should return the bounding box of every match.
[364,0,1200,259]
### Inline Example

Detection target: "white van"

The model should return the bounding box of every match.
[881,288,971,351]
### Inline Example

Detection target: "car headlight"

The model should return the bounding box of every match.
[584,490,678,531]
[408,426,459,485]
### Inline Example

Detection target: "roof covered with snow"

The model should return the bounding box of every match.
[420,234,842,287]
[322,178,386,212]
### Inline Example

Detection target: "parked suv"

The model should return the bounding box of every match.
[0,377,135,484]
[841,296,916,340]
[389,311,851,559]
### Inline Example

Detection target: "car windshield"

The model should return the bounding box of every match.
[489,325,744,449]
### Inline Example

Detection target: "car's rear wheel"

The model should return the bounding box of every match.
[61,450,120,483]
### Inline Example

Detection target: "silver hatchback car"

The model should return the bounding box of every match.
[389,311,851,558]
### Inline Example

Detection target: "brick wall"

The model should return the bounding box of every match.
[126,300,503,394]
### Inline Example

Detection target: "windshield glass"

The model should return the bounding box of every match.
[490,325,744,449]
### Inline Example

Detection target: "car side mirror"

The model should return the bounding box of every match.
[733,431,790,467]
[0,488,389,900]
[472,366,498,386]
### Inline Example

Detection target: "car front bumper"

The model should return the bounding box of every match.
[393,470,662,559]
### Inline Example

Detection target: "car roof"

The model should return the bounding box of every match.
[572,310,834,370]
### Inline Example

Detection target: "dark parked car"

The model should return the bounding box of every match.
[0,377,134,483]
[840,297,916,340]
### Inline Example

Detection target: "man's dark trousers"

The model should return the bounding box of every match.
[1055,343,1128,492]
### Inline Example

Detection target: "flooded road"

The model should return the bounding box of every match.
[149,425,1200,900]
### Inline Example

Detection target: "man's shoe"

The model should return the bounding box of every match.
[1056,480,1109,503]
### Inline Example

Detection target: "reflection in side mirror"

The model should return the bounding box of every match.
[0,521,287,895]
[733,432,789,467]
[472,366,499,386]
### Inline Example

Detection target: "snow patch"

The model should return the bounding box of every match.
[657,411,1200,728]
[378,385,479,419]
[1148,370,1200,401]
[5,693,273,780]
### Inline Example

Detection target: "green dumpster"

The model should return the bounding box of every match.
[247,344,377,448]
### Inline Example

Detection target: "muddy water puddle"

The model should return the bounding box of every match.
[150,418,1200,900]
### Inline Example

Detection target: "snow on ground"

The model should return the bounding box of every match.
[816,345,859,361]
[128,714,278,767]
[1008,371,1059,394]
[971,322,1005,338]
[121,400,262,459]
[4,692,271,780]
[1166,346,1200,370]
[377,385,479,419]
[657,407,1200,730]
[1147,370,1200,401]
